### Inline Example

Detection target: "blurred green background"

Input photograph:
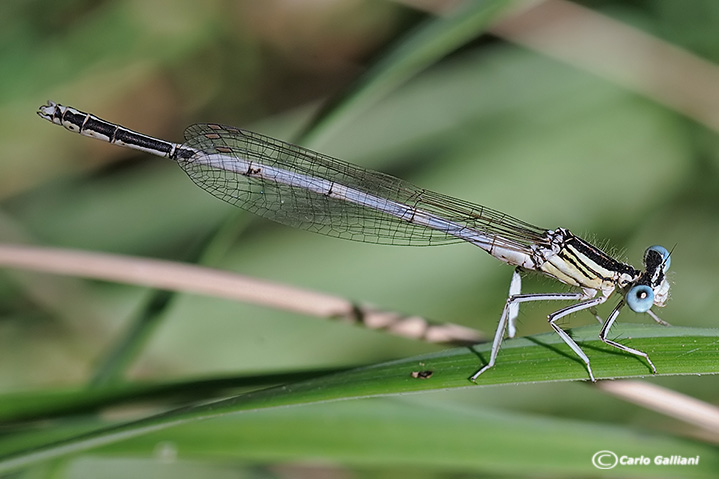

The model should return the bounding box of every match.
[1,0,718,477]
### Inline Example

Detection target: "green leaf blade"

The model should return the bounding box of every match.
[1,325,716,473]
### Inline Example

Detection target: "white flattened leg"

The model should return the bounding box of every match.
[600,300,657,374]
[576,288,604,324]
[546,295,607,382]
[470,290,587,382]
[507,268,522,338]
[470,298,511,382]
[646,308,671,327]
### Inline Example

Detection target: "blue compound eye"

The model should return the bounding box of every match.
[645,245,671,271]
[627,284,655,313]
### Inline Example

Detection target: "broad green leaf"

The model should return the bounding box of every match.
[0,326,716,473]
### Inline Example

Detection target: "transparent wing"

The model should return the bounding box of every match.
[179,123,550,250]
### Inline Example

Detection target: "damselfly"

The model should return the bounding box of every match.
[37,100,672,382]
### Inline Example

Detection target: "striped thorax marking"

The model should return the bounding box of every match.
[539,228,638,292]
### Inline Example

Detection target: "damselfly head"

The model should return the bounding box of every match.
[645,245,671,273]
[626,245,671,312]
